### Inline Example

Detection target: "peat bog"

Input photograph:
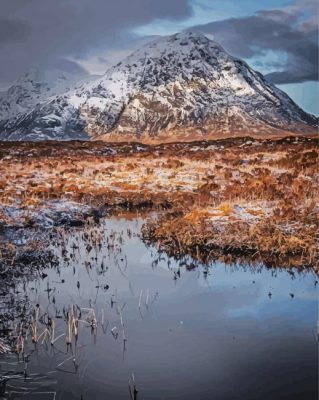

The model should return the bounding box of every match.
[0,136,318,399]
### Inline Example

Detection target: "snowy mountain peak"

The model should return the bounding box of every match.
[0,63,90,126]
[0,32,317,141]
[108,30,227,83]
[135,30,220,52]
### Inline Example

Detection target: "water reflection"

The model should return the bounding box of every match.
[0,217,317,400]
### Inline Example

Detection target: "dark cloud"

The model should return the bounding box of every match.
[0,0,191,85]
[0,0,317,87]
[188,1,318,84]
[0,19,31,43]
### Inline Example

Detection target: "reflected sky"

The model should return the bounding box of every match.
[3,217,317,400]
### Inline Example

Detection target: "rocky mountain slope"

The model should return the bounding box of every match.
[0,32,317,141]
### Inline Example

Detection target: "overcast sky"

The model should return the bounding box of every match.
[1,0,318,114]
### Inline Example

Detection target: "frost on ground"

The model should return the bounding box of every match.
[0,136,317,271]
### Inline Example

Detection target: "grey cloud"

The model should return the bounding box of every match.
[0,0,191,85]
[0,19,31,43]
[256,9,298,25]
[1,0,317,87]
[188,0,318,84]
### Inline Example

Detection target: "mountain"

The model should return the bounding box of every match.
[0,67,87,120]
[0,32,317,142]
[0,66,99,140]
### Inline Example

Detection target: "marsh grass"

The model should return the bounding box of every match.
[0,136,317,272]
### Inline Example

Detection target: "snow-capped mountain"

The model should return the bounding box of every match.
[0,66,90,120]
[0,32,317,141]
[0,69,52,122]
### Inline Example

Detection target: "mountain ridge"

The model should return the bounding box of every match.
[0,31,317,142]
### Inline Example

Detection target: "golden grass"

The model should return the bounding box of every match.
[0,137,317,271]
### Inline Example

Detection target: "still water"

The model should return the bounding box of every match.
[1,217,317,400]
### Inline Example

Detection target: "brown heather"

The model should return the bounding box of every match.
[0,136,317,272]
